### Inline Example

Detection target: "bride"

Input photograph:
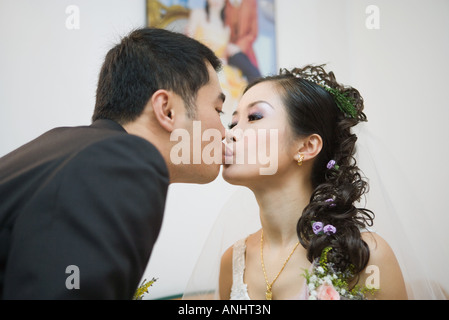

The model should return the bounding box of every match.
[183,65,446,300]
[219,65,407,300]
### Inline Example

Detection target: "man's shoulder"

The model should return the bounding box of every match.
[47,120,165,166]
[1,120,168,185]
[62,127,168,178]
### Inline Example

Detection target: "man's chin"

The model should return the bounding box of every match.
[184,163,221,184]
[198,164,221,184]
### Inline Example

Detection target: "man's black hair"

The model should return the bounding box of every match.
[93,27,222,123]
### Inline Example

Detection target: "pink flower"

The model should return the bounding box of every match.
[316,284,340,300]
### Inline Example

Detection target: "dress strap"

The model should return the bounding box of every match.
[232,238,247,286]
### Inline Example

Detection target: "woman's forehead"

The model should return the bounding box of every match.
[238,81,282,110]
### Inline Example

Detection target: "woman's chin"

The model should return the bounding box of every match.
[222,164,261,186]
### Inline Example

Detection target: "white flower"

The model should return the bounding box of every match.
[308,283,316,291]
[317,266,325,274]
[310,275,318,283]
[323,275,333,285]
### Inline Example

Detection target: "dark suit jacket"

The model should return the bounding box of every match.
[0,119,169,299]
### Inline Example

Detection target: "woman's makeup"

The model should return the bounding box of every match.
[228,100,274,129]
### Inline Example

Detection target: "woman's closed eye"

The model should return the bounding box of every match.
[228,112,264,129]
[248,112,263,122]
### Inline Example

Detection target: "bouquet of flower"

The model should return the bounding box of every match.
[303,247,377,300]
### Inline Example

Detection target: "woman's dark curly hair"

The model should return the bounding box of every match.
[244,65,374,277]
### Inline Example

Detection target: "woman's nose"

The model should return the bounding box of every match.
[225,129,237,143]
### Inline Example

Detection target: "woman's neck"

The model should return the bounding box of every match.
[251,172,313,248]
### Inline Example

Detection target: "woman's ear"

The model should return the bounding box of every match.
[151,89,175,133]
[295,134,323,162]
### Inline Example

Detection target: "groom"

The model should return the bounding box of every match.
[0,28,226,299]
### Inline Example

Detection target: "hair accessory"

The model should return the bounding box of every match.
[291,71,357,118]
[325,198,336,207]
[297,153,305,166]
[312,221,337,235]
[326,160,339,170]
[322,86,357,118]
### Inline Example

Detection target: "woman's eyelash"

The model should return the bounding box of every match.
[228,113,263,129]
[248,112,263,121]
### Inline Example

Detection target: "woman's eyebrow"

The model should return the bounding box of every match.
[248,100,274,109]
[232,100,274,117]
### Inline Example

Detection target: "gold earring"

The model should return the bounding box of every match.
[297,153,304,166]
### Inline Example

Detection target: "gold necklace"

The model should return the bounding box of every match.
[260,230,300,300]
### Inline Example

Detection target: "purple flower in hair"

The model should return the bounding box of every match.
[312,221,324,235]
[326,160,339,170]
[323,224,337,235]
[327,160,336,169]
[325,198,336,207]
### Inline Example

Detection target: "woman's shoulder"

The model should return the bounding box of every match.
[359,231,408,299]
[361,231,395,261]
[221,230,261,262]
[360,231,400,274]
[219,233,257,299]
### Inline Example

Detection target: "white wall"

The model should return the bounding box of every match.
[0,0,148,153]
[1,0,448,299]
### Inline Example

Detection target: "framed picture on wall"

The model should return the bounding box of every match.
[146,0,277,124]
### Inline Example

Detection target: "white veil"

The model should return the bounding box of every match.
[182,124,447,300]
[352,124,447,299]
[182,186,260,299]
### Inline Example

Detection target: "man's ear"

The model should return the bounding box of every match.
[294,134,323,163]
[151,89,175,133]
